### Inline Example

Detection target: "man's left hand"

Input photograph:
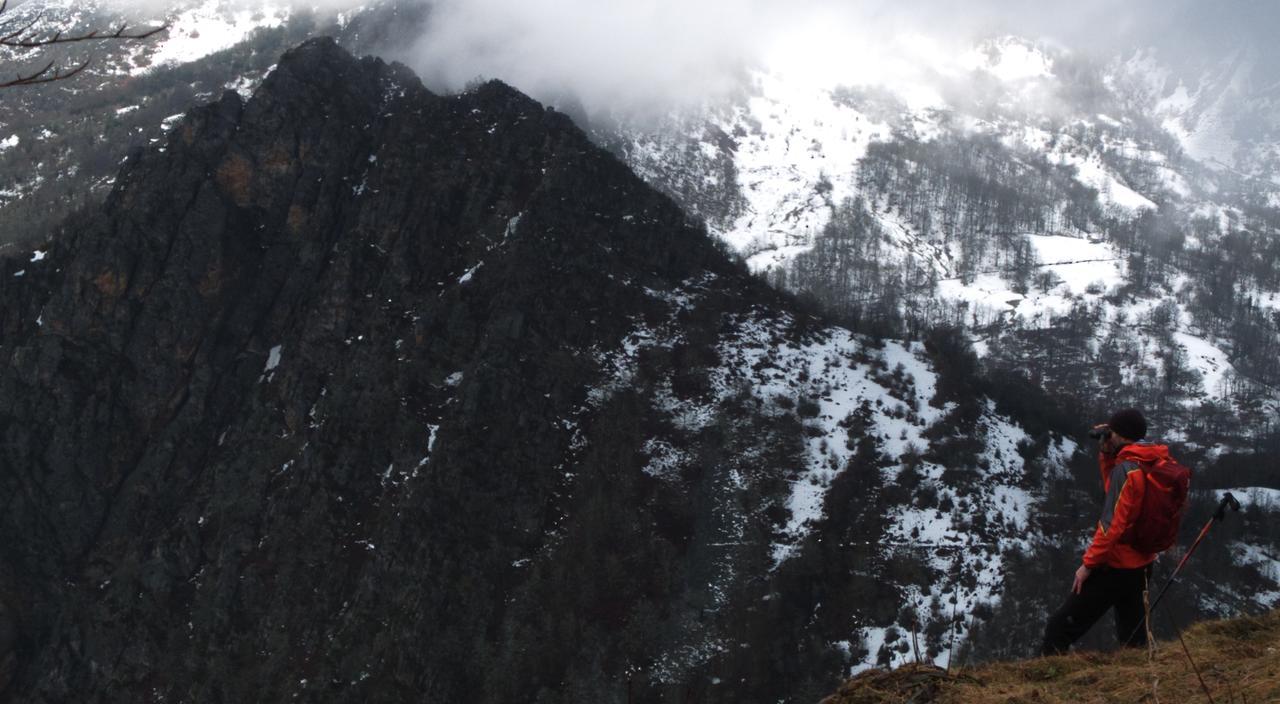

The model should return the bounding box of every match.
[1072,565,1092,594]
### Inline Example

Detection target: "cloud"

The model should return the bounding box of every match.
[404,0,795,114]
[398,0,1277,118]
[99,0,1278,118]
[402,0,1030,117]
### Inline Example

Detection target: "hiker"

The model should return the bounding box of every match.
[1041,408,1184,655]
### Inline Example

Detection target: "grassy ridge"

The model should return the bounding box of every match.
[821,610,1280,703]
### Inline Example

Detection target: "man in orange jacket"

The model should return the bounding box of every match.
[1041,408,1171,655]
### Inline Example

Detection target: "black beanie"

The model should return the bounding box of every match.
[1108,408,1147,440]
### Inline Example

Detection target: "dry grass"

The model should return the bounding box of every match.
[821,610,1280,703]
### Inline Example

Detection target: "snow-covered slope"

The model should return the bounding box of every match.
[0,0,296,76]
[586,272,1077,673]
[613,70,899,272]
[130,0,292,73]
[1108,47,1280,182]
[605,34,1280,441]
[617,37,1151,271]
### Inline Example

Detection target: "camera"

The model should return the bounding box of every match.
[1088,427,1112,440]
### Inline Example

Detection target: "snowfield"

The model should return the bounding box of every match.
[133,0,290,74]
[1026,234,1124,294]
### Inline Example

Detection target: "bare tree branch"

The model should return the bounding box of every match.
[1,22,168,49]
[0,0,166,88]
[0,56,89,88]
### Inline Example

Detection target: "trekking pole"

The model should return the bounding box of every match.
[1148,492,1240,615]
[1125,492,1241,646]
[1164,609,1215,704]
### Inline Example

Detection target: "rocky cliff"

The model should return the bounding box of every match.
[0,37,868,703]
[0,38,1089,703]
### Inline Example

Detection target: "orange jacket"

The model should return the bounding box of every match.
[1081,443,1167,569]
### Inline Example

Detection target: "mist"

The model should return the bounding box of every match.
[391,0,1278,118]
[95,0,1280,118]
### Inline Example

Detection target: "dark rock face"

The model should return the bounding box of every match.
[0,596,13,694]
[0,39,902,703]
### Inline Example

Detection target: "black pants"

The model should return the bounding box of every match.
[1041,564,1152,656]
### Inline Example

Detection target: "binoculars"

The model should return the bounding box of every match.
[1088,427,1112,440]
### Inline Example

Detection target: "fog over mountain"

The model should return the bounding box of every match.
[393,0,1279,117]
[81,0,1278,116]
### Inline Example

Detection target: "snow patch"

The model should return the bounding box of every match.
[1173,332,1232,398]
[1227,487,1280,509]
[1026,234,1124,294]
[224,74,260,100]
[641,438,688,479]
[136,0,289,75]
[260,345,282,382]
[458,262,483,284]
[160,113,186,131]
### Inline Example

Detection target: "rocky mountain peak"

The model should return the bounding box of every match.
[0,37,884,703]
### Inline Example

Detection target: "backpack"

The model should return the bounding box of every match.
[1122,455,1191,554]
